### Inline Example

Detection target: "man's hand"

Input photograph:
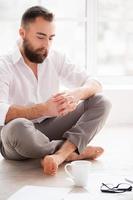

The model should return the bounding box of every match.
[5,91,80,123]
[5,80,102,123]
[45,91,80,117]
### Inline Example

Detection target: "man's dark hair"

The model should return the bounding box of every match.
[21,6,54,27]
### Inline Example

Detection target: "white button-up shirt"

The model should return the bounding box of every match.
[0,44,93,126]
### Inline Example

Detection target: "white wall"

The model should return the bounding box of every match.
[104,86,133,126]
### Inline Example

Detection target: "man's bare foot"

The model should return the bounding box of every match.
[41,154,64,176]
[66,146,104,161]
[41,140,76,175]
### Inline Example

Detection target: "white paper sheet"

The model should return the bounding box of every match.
[8,185,71,200]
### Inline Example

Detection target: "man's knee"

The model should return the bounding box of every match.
[94,93,111,115]
[86,93,112,116]
[1,118,33,142]
[1,118,54,159]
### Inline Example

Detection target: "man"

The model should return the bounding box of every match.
[0,6,111,176]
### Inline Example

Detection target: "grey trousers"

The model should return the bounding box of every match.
[0,94,111,160]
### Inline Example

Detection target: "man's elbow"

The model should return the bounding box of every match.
[92,80,103,93]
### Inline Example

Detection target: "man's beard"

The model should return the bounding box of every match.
[23,39,48,63]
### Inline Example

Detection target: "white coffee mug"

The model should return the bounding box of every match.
[65,160,91,187]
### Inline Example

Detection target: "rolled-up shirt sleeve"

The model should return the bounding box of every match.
[0,59,12,125]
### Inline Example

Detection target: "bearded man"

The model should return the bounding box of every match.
[0,6,111,175]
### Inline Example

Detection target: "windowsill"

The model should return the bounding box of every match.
[103,84,133,90]
[97,75,133,89]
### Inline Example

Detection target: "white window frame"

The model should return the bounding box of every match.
[87,0,97,75]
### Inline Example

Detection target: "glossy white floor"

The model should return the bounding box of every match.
[0,125,133,200]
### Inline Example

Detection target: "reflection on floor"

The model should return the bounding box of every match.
[0,125,133,200]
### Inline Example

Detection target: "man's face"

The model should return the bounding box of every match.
[20,17,55,63]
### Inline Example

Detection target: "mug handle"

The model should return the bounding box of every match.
[64,163,74,179]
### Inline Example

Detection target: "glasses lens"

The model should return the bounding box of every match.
[115,183,132,191]
[101,183,113,190]
[101,183,123,193]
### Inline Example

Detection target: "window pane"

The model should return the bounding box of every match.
[53,21,85,67]
[98,20,126,75]
[41,0,85,18]
[0,21,19,54]
[98,0,133,76]
[0,0,38,20]
[0,0,39,55]
[41,0,86,68]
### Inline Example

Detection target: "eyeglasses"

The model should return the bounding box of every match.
[100,183,132,193]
